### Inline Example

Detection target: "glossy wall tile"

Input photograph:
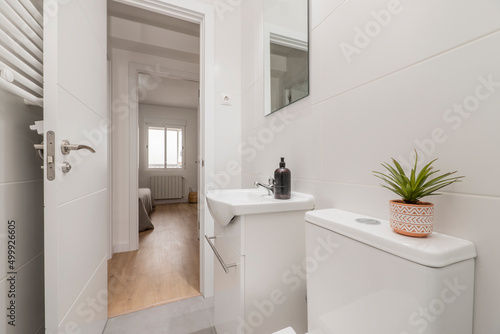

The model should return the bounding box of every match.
[240,1,500,332]
[0,89,44,334]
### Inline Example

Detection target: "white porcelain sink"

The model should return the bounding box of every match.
[206,188,315,226]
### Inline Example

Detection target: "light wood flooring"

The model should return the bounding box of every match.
[107,203,200,317]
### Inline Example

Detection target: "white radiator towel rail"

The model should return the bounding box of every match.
[0,1,43,107]
[150,176,184,200]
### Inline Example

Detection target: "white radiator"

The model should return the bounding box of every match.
[0,1,44,107]
[150,176,184,199]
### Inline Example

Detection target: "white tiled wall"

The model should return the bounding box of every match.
[241,0,500,332]
[0,89,44,333]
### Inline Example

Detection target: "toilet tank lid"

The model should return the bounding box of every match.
[305,209,477,268]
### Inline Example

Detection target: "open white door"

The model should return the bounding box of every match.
[44,1,108,333]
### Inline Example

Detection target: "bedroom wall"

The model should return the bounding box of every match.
[0,88,45,333]
[138,104,199,200]
[240,0,500,332]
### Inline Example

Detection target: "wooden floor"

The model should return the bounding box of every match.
[107,203,200,317]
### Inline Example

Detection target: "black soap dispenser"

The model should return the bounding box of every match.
[274,157,291,199]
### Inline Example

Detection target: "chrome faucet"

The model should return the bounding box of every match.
[254,177,274,195]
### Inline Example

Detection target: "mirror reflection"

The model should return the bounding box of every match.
[264,0,309,115]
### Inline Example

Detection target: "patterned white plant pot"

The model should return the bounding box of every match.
[389,200,434,237]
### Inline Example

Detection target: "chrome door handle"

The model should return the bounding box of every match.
[205,235,237,273]
[61,140,96,155]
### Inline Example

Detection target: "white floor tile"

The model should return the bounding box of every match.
[103,296,216,334]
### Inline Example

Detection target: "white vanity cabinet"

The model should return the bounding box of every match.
[211,235,244,334]
[209,209,311,334]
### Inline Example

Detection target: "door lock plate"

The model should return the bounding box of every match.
[47,131,55,181]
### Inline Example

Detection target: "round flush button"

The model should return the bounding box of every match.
[355,218,381,225]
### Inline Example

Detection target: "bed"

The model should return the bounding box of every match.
[139,188,155,232]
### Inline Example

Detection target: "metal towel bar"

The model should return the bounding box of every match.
[205,235,237,274]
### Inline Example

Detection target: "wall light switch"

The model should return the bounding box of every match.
[221,93,232,106]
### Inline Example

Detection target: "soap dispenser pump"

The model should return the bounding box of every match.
[274,157,291,199]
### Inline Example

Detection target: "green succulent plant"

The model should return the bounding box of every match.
[373,152,464,204]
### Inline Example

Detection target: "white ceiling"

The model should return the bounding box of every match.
[108,14,200,64]
[108,1,200,109]
[108,1,199,37]
[108,36,199,64]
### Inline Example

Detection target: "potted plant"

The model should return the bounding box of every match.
[373,152,464,237]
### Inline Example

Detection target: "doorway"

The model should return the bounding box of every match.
[106,0,214,317]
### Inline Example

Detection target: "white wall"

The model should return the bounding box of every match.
[264,0,308,36]
[195,0,242,193]
[138,104,198,198]
[241,0,500,333]
[111,1,242,252]
[0,89,44,334]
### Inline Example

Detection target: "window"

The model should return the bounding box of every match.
[147,124,184,169]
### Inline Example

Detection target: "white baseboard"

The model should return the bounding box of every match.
[113,242,131,254]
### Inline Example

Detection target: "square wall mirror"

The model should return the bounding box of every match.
[264,0,309,116]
